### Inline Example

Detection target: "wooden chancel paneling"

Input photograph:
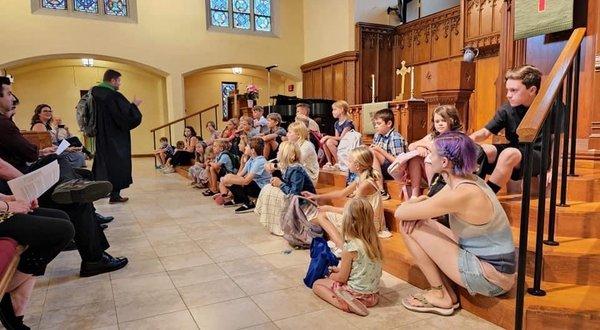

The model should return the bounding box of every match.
[301,51,359,104]
[463,0,503,55]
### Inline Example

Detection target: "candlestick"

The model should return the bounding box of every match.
[410,67,415,99]
[371,74,375,103]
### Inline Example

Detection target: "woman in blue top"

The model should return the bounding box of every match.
[395,131,516,316]
[221,137,271,214]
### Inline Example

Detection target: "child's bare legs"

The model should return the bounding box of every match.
[424,162,434,185]
[325,139,339,165]
[408,156,424,197]
[313,278,347,310]
[311,211,343,248]
[218,181,230,196]
[7,271,36,316]
[263,140,278,159]
[371,150,387,191]
[208,167,218,192]
[399,220,460,308]
[158,152,167,165]
[322,137,334,165]
[488,147,522,189]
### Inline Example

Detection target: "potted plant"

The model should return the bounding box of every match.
[246,84,259,107]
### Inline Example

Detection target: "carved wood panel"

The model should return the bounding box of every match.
[463,0,502,51]
[301,51,359,104]
[356,23,395,104]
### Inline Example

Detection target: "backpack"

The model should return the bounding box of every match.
[219,150,240,172]
[303,237,339,288]
[281,195,323,248]
[336,129,362,172]
[76,90,97,137]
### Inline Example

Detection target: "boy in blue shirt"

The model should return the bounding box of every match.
[370,108,406,200]
[221,137,271,213]
[203,139,236,196]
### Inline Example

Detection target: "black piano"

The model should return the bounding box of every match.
[266,95,335,136]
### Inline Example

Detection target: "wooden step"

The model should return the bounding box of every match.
[501,197,600,239]
[379,235,600,329]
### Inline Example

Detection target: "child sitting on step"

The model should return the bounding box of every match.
[188,142,208,188]
[394,105,462,198]
[321,100,354,170]
[203,140,237,196]
[153,136,174,169]
[312,198,383,317]
[261,113,287,160]
[302,146,392,253]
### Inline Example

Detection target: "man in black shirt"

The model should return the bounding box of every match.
[470,65,543,193]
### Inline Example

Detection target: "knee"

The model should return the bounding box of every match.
[325,140,336,148]
[497,148,522,166]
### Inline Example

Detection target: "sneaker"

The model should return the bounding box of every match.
[378,229,393,239]
[223,200,241,208]
[334,289,369,316]
[51,179,113,204]
[380,190,391,201]
[322,163,334,170]
[202,190,217,197]
[162,166,175,174]
[235,203,255,214]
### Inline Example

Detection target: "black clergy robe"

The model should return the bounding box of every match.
[91,85,142,192]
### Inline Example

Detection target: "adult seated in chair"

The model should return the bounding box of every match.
[0,157,75,330]
[395,132,515,316]
[0,76,127,278]
[470,65,547,193]
[30,104,87,168]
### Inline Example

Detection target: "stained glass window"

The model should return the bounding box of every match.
[74,0,98,13]
[221,82,237,121]
[103,0,127,16]
[208,0,271,33]
[41,0,67,10]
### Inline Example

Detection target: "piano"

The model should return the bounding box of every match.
[266,95,335,136]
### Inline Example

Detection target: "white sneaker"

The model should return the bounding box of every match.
[162,166,175,174]
[378,229,393,239]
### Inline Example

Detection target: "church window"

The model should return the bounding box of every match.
[33,0,137,22]
[207,0,273,34]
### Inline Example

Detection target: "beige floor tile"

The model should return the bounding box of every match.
[337,295,429,329]
[241,323,280,330]
[232,270,298,296]
[204,244,259,263]
[119,310,199,330]
[379,271,413,294]
[44,278,113,310]
[260,250,310,269]
[275,309,359,329]
[160,251,213,271]
[39,300,117,330]
[251,286,326,321]
[218,256,276,277]
[246,239,292,255]
[114,288,187,323]
[151,238,202,258]
[189,297,269,330]
[168,263,228,288]
[109,257,165,279]
[180,222,225,240]
[194,234,244,250]
[178,278,246,308]
[112,273,174,300]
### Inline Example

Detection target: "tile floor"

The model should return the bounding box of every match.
[19,159,501,330]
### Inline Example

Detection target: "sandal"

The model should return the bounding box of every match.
[401,293,455,316]
[334,289,369,317]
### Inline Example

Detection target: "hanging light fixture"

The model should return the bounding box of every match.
[232,67,243,74]
[81,58,94,67]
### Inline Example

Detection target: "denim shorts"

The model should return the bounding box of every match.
[458,249,506,297]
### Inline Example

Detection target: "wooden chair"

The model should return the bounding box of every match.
[0,239,25,298]
[20,131,53,149]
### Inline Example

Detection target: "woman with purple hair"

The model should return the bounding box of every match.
[394,131,516,316]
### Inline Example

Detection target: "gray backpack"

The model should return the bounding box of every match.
[76,90,97,137]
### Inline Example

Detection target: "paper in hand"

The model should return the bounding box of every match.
[7,160,60,203]
[56,139,70,155]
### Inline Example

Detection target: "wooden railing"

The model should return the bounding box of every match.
[513,27,585,330]
[150,104,218,144]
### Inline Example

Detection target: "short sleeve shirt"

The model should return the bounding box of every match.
[372,129,406,157]
[270,127,287,138]
[334,119,355,136]
[255,116,269,134]
[344,239,382,294]
[216,151,234,173]
[243,155,272,188]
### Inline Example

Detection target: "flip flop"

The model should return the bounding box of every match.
[401,293,454,316]
[408,292,460,310]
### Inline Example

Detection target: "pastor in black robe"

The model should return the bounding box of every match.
[91,84,142,196]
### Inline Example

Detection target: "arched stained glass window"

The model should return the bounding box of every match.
[42,0,67,10]
[104,0,127,16]
[207,0,272,33]
[74,0,98,13]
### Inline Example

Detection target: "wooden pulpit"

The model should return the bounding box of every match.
[419,60,475,133]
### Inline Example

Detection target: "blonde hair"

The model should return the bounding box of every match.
[267,112,282,125]
[348,146,380,183]
[277,141,301,170]
[332,100,349,114]
[295,116,310,128]
[239,115,253,127]
[287,121,309,144]
[213,139,229,151]
[205,146,214,161]
[342,198,383,261]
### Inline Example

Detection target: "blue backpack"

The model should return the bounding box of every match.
[303,237,339,288]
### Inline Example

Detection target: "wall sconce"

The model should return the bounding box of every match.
[81,58,94,67]
[232,67,243,75]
